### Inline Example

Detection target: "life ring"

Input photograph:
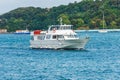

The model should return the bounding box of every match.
[53,28,56,33]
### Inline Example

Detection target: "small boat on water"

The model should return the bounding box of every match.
[98,29,108,33]
[98,5,108,33]
[30,24,90,50]
[15,29,30,34]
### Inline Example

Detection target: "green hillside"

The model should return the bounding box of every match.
[0,0,119,32]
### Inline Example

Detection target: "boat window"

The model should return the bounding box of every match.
[66,35,78,38]
[75,35,79,38]
[59,26,72,30]
[52,35,64,39]
[46,35,51,39]
[53,35,57,39]
[57,35,64,39]
[67,35,72,38]
[65,26,71,30]
[38,36,45,40]
[51,27,57,31]
[31,36,34,40]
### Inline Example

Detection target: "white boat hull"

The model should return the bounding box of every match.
[30,37,89,50]
[98,30,108,33]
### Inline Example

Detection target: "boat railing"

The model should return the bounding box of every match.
[48,25,73,31]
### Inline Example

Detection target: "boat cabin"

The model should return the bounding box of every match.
[31,25,79,41]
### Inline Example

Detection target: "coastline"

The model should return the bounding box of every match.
[75,29,120,33]
[1,29,120,34]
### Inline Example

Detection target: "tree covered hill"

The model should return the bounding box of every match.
[0,0,119,32]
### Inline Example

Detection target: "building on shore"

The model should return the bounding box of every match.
[0,29,7,33]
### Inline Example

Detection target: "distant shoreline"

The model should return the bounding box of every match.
[0,29,120,34]
[75,29,120,32]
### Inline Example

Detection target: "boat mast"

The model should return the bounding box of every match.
[102,0,106,30]
[102,9,105,29]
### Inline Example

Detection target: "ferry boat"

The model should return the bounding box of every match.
[30,24,89,50]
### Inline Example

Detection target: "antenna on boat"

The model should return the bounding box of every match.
[60,17,63,25]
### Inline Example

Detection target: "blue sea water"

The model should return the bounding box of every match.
[0,32,120,80]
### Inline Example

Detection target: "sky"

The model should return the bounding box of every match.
[0,0,82,15]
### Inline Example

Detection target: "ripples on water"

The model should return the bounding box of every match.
[0,32,120,80]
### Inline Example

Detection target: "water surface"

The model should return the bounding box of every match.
[0,32,120,80]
